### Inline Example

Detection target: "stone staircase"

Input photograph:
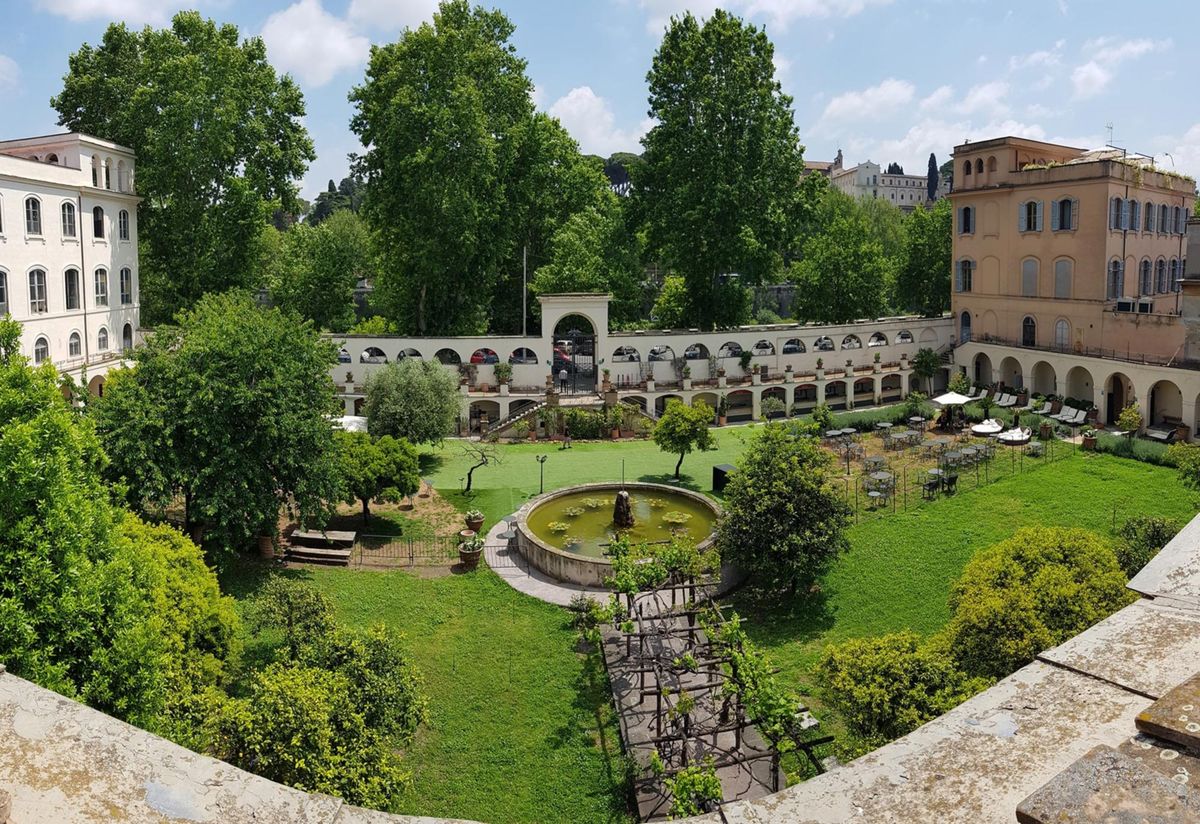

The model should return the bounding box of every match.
[485,400,546,436]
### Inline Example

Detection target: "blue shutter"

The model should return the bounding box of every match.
[1018,202,1028,232]
[954,261,962,292]
[957,208,963,233]
[1035,200,1044,231]
[1121,199,1131,230]
[1050,200,1060,231]
[1071,199,1079,230]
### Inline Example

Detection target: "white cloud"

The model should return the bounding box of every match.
[548,86,650,156]
[0,55,18,92]
[262,0,370,88]
[1008,40,1064,71]
[347,0,437,31]
[1071,37,1167,99]
[816,78,914,128]
[632,0,891,34]
[1155,123,1200,184]
[36,0,192,24]
[919,85,953,112]
[870,117,1049,173]
[956,81,1009,117]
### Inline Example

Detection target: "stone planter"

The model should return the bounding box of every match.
[646,380,656,392]
[499,383,509,396]
[466,515,485,534]
[682,378,692,390]
[458,543,483,570]
[751,373,762,385]
[611,428,621,440]
[1082,435,1097,451]
[717,376,727,388]
[257,534,275,560]
[718,415,728,426]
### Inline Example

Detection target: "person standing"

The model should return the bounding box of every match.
[558,367,569,393]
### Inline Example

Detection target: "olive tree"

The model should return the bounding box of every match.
[652,399,715,479]
[364,359,460,445]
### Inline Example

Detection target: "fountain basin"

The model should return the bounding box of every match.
[513,482,721,588]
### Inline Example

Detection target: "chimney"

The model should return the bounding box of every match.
[1180,218,1200,361]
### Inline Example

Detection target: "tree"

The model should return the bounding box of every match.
[716,423,851,592]
[926,153,939,201]
[53,12,313,325]
[911,347,941,394]
[273,211,376,332]
[886,162,904,175]
[309,175,365,226]
[530,191,642,322]
[337,431,420,521]
[792,214,891,323]
[364,359,460,445]
[653,400,715,479]
[816,632,988,742]
[251,577,336,660]
[948,371,972,395]
[651,275,690,329]
[1117,402,1143,435]
[93,292,343,555]
[636,10,804,329]
[943,527,1133,679]
[350,1,607,334]
[460,441,501,494]
[939,159,954,192]
[1168,441,1200,491]
[1115,515,1180,578]
[895,198,952,316]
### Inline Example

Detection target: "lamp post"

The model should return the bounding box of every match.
[536,454,548,494]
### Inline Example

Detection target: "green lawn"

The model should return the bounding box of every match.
[222,563,632,824]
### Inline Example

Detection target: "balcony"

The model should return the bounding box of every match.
[963,334,1200,372]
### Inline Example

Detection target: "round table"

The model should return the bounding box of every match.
[944,450,962,465]
[876,422,893,430]
[928,468,944,477]
[839,428,858,436]
[909,416,927,428]
[971,420,1004,437]
[825,429,842,439]
[933,438,950,447]
[869,471,894,484]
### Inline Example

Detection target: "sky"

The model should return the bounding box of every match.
[2,0,1199,201]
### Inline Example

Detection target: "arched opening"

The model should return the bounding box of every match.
[841,334,862,350]
[717,341,743,358]
[1065,366,1093,405]
[726,389,753,421]
[973,352,993,386]
[868,332,888,347]
[1149,380,1183,427]
[792,383,817,415]
[998,356,1023,389]
[824,380,847,410]
[553,313,597,394]
[87,375,105,398]
[963,160,972,178]
[353,397,365,416]
[68,331,82,358]
[435,348,461,365]
[693,391,719,415]
[1031,361,1056,396]
[361,346,388,364]
[398,348,422,360]
[1054,319,1070,351]
[752,339,775,356]
[470,348,499,364]
[782,338,805,354]
[895,330,914,344]
[684,343,710,360]
[468,400,501,434]
[1021,316,1037,347]
[121,323,133,352]
[97,327,109,352]
[509,347,537,364]
[960,311,972,343]
[974,158,983,174]
[654,393,684,417]
[33,336,49,364]
[813,336,834,352]
[337,347,351,363]
[881,374,902,402]
[762,386,786,418]
[1104,372,1135,424]
[853,377,875,403]
[986,155,997,173]
[648,344,676,362]
[612,345,640,362]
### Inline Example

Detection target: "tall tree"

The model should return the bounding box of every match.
[364,358,461,446]
[93,292,343,555]
[308,175,365,226]
[350,1,606,335]
[652,399,715,479]
[53,12,313,325]
[636,10,804,329]
[926,153,939,201]
[273,210,375,332]
[792,213,891,323]
[337,431,420,521]
[886,162,904,175]
[895,198,953,316]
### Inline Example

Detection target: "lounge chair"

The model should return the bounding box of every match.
[1144,424,1176,443]
[1032,401,1054,416]
[996,394,1015,408]
[1051,406,1077,422]
[969,386,987,400]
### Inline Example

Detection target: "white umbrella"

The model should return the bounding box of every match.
[335,415,369,432]
[932,391,973,406]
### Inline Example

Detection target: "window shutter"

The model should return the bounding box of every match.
[954,261,962,292]
[958,208,963,233]
[1050,200,1060,231]
[1018,202,1028,232]
[1035,200,1044,231]
[1121,199,1130,230]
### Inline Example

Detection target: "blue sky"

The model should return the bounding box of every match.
[2,0,1199,200]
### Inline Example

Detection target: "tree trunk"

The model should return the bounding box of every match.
[362,496,370,522]
[675,452,685,479]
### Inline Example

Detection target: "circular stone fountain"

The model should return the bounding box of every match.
[513,482,721,587]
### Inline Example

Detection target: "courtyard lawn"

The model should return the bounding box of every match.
[223,564,633,824]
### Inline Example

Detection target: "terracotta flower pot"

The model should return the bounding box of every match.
[466,515,485,534]
[459,528,476,542]
[458,544,483,570]
[1082,435,1097,451]
[257,534,275,560]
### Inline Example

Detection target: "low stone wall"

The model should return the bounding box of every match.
[513,482,720,588]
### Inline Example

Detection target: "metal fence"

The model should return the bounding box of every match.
[353,534,460,569]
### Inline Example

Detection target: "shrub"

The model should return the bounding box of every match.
[811,402,834,431]
[251,577,337,658]
[562,407,608,439]
[816,632,989,741]
[948,372,972,395]
[1167,441,1200,487]
[1115,515,1180,578]
[1098,433,1172,465]
[943,527,1134,679]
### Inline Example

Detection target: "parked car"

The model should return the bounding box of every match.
[470,350,500,364]
[648,345,672,362]
[684,345,707,360]
[782,341,804,354]
[555,339,576,355]
[717,344,743,358]
[751,341,774,356]
[553,357,577,374]
[612,346,641,362]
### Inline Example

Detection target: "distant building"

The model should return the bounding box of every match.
[831,158,946,211]
[0,133,140,396]
[803,149,843,178]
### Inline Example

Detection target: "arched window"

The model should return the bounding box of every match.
[1173,206,1183,234]
[974,158,983,174]
[361,346,388,364]
[1170,259,1180,292]
[1159,204,1169,233]
[1140,259,1153,295]
[103,158,112,190]
[958,206,974,234]
[92,206,105,239]
[121,323,133,352]
[1129,200,1141,231]
[1051,198,1076,231]
[46,153,58,165]
[117,160,127,192]
[64,268,80,311]
[1109,196,1124,229]
[960,311,972,343]
[1020,200,1042,231]
[91,155,100,187]
[1021,258,1039,297]
[61,202,76,238]
[963,160,972,177]
[1108,260,1124,300]
[120,267,133,304]
[1054,319,1069,349]
[955,259,973,292]
[68,331,81,358]
[28,269,47,314]
[868,332,888,347]
[895,330,914,344]
[1054,259,1072,299]
[1021,316,1037,347]
[1145,201,1156,232]
[1156,259,1167,294]
[0,271,7,314]
[94,268,108,306]
[841,334,861,350]
[814,336,834,351]
[97,327,109,351]
[118,209,130,241]
[25,197,42,235]
[434,348,461,365]
[33,336,49,364]
[987,156,997,172]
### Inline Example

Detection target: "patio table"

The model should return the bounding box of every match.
[875,422,893,430]
[869,470,895,484]
[864,456,886,470]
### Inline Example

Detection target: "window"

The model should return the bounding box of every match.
[28,269,47,314]
[1021,316,1037,347]
[975,158,983,174]
[1054,319,1069,349]
[1054,259,1072,299]
[1019,200,1043,232]
[1170,259,1180,292]
[97,327,109,351]
[33,337,49,365]
[958,206,974,234]
[91,155,100,187]
[68,332,81,358]
[1174,206,1183,234]
[1110,197,1124,229]
[61,202,76,238]
[0,272,6,314]
[956,259,973,292]
[118,209,129,241]
[1141,260,1153,295]
[1129,201,1140,231]
[1051,199,1076,231]
[963,160,972,177]
[0,196,3,234]
[103,159,112,190]
[1160,204,1169,233]
[1021,259,1039,297]
[987,156,997,172]
[1107,260,1124,300]
[94,268,108,306]
[1146,201,1156,232]
[960,311,972,343]
[25,197,42,235]
[122,323,133,352]
[1156,259,1167,294]
[64,268,80,310]
[92,206,105,239]
[120,267,132,305]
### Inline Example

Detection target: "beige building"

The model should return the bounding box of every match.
[950,136,1198,432]
[831,159,942,211]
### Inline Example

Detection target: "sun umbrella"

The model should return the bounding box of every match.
[932,391,973,406]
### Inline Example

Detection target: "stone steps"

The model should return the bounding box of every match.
[1136,673,1200,753]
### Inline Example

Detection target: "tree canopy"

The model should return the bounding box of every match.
[52,11,313,325]
[895,198,952,316]
[337,431,420,521]
[926,153,939,201]
[364,358,461,445]
[271,210,375,332]
[652,399,715,479]
[792,212,891,323]
[636,10,804,329]
[93,292,342,555]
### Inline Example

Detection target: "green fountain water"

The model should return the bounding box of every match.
[526,488,717,558]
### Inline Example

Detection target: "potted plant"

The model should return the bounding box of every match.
[738,350,753,376]
[816,357,824,370]
[873,351,881,363]
[681,364,692,390]
[494,361,512,385]
[1081,427,1098,450]
[465,508,485,534]
[1039,419,1053,440]
[458,534,485,570]
[610,407,622,439]
[602,367,612,391]
[717,394,729,426]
